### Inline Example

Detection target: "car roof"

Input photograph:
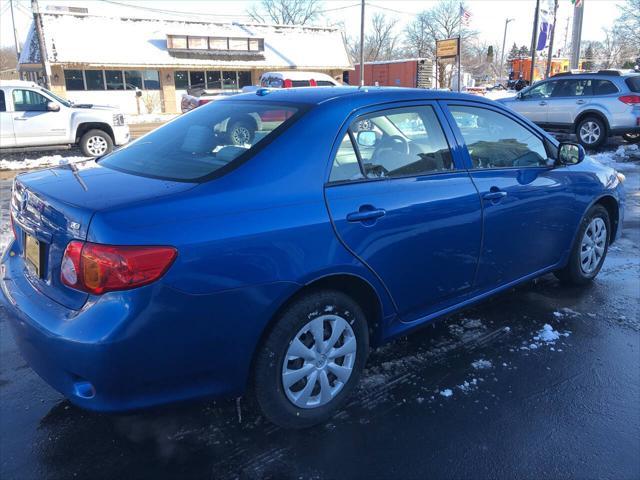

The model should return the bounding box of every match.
[0,80,40,88]
[547,71,639,80]
[225,86,494,107]
[260,71,336,81]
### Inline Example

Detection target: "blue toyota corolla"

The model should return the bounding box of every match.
[0,87,626,428]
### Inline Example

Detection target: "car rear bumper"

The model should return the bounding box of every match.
[113,125,130,146]
[0,244,298,412]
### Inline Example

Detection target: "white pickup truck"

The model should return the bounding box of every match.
[0,80,130,157]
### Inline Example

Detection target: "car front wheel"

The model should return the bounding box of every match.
[80,129,113,157]
[253,290,369,429]
[555,204,610,285]
[622,132,640,144]
[576,116,606,149]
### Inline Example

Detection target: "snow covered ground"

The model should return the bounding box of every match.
[0,153,89,171]
[484,89,517,100]
[126,113,179,124]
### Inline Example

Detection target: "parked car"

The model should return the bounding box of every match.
[259,71,340,88]
[1,87,625,429]
[499,71,640,148]
[0,80,130,157]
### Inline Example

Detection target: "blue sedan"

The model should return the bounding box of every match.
[0,87,626,428]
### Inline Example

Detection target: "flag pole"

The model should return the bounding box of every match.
[545,0,559,78]
[457,3,462,92]
[529,0,541,84]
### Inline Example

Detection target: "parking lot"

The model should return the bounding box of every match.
[1,142,638,479]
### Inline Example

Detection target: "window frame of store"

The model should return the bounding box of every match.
[63,69,161,91]
[173,70,253,91]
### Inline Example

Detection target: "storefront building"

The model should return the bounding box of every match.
[18,9,353,114]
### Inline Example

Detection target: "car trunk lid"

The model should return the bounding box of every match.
[11,160,196,310]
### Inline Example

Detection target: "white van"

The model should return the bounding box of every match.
[259,71,340,88]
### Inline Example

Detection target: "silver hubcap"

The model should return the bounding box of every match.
[86,135,108,156]
[282,314,357,409]
[231,126,251,145]
[579,121,601,145]
[580,217,607,274]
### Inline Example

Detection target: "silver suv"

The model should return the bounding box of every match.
[499,71,640,149]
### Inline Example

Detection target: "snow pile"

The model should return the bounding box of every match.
[535,324,561,342]
[457,378,479,393]
[471,359,493,370]
[126,113,178,124]
[485,89,517,100]
[0,154,88,171]
[591,145,640,173]
[552,308,580,319]
[439,389,453,398]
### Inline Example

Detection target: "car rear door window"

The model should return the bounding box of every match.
[12,89,49,112]
[449,105,549,169]
[334,106,453,180]
[550,79,592,97]
[592,80,618,95]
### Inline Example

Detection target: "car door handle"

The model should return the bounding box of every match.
[483,191,508,201]
[538,101,547,106]
[346,208,386,223]
[576,99,586,104]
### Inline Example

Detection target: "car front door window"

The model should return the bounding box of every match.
[521,82,553,100]
[449,106,550,168]
[12,89,49,112]
[337,106,453,179]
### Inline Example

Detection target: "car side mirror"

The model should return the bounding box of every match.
[47,101,60,112]
[357,131,377,147]
[516,91,523,100]
[557,142,585,166]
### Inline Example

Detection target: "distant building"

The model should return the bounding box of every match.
[509,57,585,83]
[351,59,435,89]
[18,8,353,114]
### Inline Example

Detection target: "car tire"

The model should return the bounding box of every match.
[253,290,369,429]
[554,204,610,285]
[576,116,606,149]
[80,129,113,157]
[622,133,640,144]
[227,118,255,146]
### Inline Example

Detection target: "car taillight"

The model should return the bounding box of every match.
[61,241,177,295]
[310,79,317,87]
[283,79,292,88]
[618,95,640,105]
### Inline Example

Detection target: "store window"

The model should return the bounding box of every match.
[189,71,205,88]
[229,38,248,50]
[143,71,160,90]
[174,71,188,89]
[222,71,238,89]
[206,71,222,89]
[209,38,228,50]
[168,36,187,49]
[125,70,144,90]
[238,71,251,88]
[188,36,208,50]
[85,70,105,90]
[64,70,84,90]
[105,70,124,90]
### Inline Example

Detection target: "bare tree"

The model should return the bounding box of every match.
[0,46,18,73]
[348,13,401,63]
[615,0,640,49]
[247,0,323,25]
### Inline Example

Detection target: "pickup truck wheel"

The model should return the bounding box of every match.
[80,129,113,157]
[228,119,255,146]
[622,133,640,144]
[576,116,606,149]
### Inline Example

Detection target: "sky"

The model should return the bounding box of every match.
[0,0,627,54]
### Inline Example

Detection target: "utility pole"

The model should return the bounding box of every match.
[562,15,570,56]
[545,0,559,78]
[31,0,51,88]
[570,0,584,69]
[10,0,21,60]
[359,0,365,86]
[499,18,514,85]
[529,0,541,84]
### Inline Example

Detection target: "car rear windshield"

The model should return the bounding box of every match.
[625,76,640,92]
[100,101,301,181]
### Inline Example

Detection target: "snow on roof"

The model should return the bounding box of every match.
[19,12,353,70]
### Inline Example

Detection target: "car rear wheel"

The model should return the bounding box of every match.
[576,116,606,149]
[622,133,640,144]
[253,290,369,429]
[228,119,255,146]
[554,204,610,285]
[80,129,113,157]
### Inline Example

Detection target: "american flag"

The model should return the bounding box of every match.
[460,4,472,25]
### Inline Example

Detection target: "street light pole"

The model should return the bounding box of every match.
[359,0,365,86]
[499,18,514,85]
[529,0,541,84]
[545,0,559,78]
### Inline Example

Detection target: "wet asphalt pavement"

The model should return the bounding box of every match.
[1,156,639,480]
